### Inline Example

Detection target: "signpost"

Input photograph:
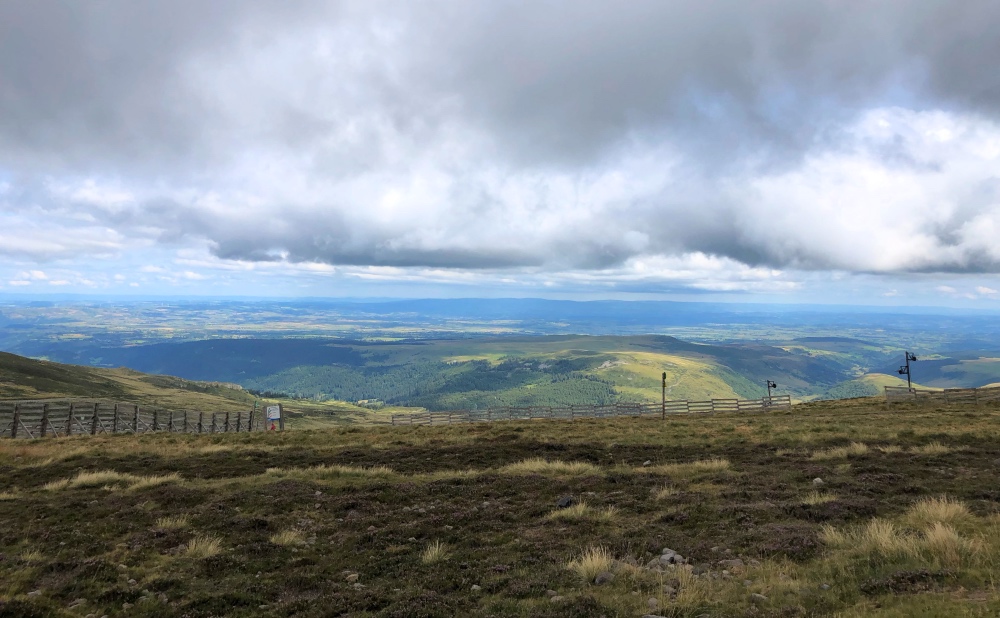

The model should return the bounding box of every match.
[266,404,284,431]
[898,352,918,391]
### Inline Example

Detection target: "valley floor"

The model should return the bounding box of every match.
[2,398,1000,617]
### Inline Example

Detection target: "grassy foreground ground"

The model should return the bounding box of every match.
[2,398,1000,617]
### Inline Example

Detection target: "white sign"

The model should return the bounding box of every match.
[266,405,281,421]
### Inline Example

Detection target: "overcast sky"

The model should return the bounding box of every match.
[3,1,1000,305]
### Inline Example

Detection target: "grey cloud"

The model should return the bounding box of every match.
[4,1,1000,276]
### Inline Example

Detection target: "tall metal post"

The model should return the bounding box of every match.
[661,372,666,420]
[898,351,918,391]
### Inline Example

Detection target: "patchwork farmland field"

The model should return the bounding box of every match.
[3,398,1000,617]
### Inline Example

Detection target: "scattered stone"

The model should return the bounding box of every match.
[743,579,752,587]
[550,596,564,603]
[85,614,96,618]
[813,477,824,486]
[471,585,481,592]
[117,564,127,571]
[820,583,831,590]
[258,605,269,609]
[27,590,40,597]
[710,546,721,553]
[158,593,168,602]
[69,598,86,608]
[346,573,359,583]
[367,526,377,532]
[594,571,615,585]
[122,603,132,610]
[748,559,761,568]
[662,585,676,595]
[352,583,364,590]
[314,490,323,497]
[444,525,453,530]
[643,460,652,467]
[545,590,558,597]
[661,547,676,556]
[407,537,417,542]
[751,593,769,603]
[556,495,575,509]
[417,508,426,514]
[402,506,411,512]
[127,579,137,586]
[718,558,744,568]
[648,597,659,609]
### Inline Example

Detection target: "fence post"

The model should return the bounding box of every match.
[236,411,242,432]
[40,403,49,438]
[152,409,159,432]
[168,411,174,432]
[90,403,99,435]
[133,405,139,433]
[211,413,217,433]
[11,403,20,438]
[183,412,189,433]
[112,403,119,434]
[67,403,76,436]
[225,411,231,432]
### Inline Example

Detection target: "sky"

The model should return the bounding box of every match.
[3,1,1000,306]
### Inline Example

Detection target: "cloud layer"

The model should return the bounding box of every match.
[3,1,1000,298]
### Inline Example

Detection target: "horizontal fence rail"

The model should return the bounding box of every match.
[0,399,266,440]
[390,395,792,426]
[885,385,1000,406]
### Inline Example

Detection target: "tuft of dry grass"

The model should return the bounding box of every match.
[653,485,679,500]
[500,458,602,477]
[420,540,450,564]
[639,458,730,478]
[811,442,869,460]
[909,442,953,455]
[802,491,838,505]
[876,444,903,454]
[185,535,222,559]
[269,529,306,546]
[546,502,618,521]
[904,496,973,530]
[0,490,21,501]
[40,469,182,492]
[264,464,397,481]
[126,473,182,491]
[567,546,614,582]
[921,522,982,569]
[155,515,190,530]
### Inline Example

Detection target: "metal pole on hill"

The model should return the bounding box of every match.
[898,351,918,391]
[661,372,666,420]
[766,380,777,400]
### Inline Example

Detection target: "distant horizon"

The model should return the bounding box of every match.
[1,292,999,315]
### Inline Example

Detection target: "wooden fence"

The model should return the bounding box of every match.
[0,399,264,439]
[885,385,1000,406]
[390,395,792,426]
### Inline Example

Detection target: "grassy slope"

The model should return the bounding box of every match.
[0,351,403,424]
[3,398,1000,616]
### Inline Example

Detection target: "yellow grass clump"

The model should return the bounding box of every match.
[546,502,618,521]
[640,458,730,477]
[41,469,182,492]
[802,492,838,505]
[420,540,450,564]
[155,515,190,530]
[904,496,973,530]
[567,546,614,582]
[811,442,869,460]
[0,490,21,501]
[499,458,602,477]
[264,464,396,481]
[909,442,953,455]
[921,522,982,569]
[185,535,223,559]
[653,485,679,500]
[270,529,307,546]
[876,445,903,454]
